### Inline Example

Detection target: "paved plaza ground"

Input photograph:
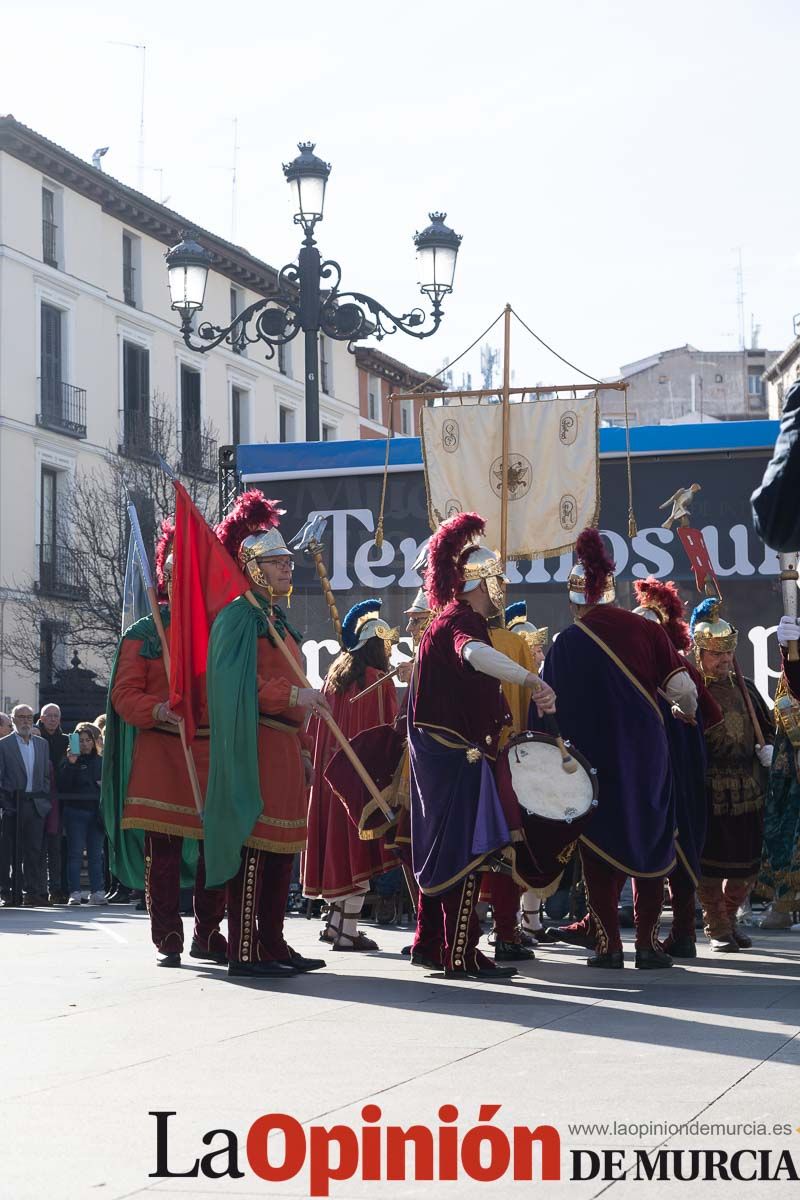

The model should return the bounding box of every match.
[1,904,799,1200]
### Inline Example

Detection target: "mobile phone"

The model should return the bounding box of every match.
[68,731,81,756]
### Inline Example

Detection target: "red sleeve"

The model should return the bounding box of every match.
[649,621,685,688]
[451,608,492,660]
[111,639,166,729]
[257,675,294,715]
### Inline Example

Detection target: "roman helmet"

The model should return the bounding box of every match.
[568,528,616,606]
[633,577,691,652]
[341,598,399,654]
[690,596,738,663]
[216,489,292,601]
[505,600,548,650]
[424,511,506,614]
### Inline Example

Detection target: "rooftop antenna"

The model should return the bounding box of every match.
[751,315,760,350]
[735,247,746,351]
[108,42,146,190]
[231,117,239,242]
[480,342,499,389]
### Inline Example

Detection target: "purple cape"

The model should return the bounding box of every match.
[660,696,707,885]
[542,623,677,877]
[408,723,511,895]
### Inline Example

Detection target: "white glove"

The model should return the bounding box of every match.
[777,615,800,648]
[297,688,331,715]
[756,744,774,768]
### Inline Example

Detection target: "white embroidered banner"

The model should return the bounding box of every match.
[420,395,599,558]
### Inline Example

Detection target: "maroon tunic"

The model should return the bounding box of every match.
[303,668,398,899]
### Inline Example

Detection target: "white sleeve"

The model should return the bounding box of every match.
[664,669,698,717]
[462,640,530,686]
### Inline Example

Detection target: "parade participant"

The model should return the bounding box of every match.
[759,616,800,927]
[505,601,548,673]
[104,520,227,968]
[408,511,556,981]
[478,602,539,963]
[305,598,399,949]
[504,600,551,946]
[541,530,698,970]
[691,598,773,952]
[207,491,329,978]
[633,577,723,958]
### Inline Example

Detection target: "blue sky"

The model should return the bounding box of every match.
[4,0,798,387]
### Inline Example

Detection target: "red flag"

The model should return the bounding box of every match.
[169,480,249,743]
[676,526,721,598]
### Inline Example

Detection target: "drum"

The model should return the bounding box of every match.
[498,730,598,892]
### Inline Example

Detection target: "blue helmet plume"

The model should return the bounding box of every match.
[505,601,527,625]
[689,596,719,635]
[341,597,381,652]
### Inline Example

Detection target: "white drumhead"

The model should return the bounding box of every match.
[508,739,594,822]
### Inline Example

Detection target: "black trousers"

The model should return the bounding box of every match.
[0,799,47,898]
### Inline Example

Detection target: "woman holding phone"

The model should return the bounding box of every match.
[59,723,104,905]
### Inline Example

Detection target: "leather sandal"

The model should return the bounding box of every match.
[332,929,379,952]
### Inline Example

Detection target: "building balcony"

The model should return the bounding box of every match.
[36,545,91,599]
[119,411,167,461]
[42,219,58,267]
[36,379,87,439]
[180,432,217,482]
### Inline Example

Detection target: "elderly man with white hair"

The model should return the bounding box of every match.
[0,704,53,905]
[36,703,69,903]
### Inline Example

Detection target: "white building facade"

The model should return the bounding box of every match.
[0,117,363,709]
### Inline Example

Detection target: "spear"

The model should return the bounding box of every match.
[126,500,205,815]
[289,515,343,644]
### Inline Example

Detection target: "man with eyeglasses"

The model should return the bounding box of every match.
[206,491,330,979]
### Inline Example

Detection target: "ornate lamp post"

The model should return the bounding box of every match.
[165,142,461,441]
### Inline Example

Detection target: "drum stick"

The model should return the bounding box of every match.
[543,714,578,774]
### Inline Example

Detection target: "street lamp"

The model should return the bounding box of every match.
[165,141,461,441]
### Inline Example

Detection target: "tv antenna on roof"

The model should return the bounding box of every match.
[108,41,146,190]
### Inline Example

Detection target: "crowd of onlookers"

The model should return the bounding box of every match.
[0,702,118,908]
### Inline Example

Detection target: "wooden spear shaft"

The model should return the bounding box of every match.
[243,591,395,821]
[500,302,512,570]
[145,586,205,816]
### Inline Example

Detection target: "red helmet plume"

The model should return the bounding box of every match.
[575,528,616,606]
[424,511,486,610]
[155,517,175,599]
[216,489,285,559]
[634,576,691,651]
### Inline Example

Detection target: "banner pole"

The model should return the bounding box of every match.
[500,302,512,570]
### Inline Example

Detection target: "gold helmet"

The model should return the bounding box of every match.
[461,545,507,614]
[690,597,738,654]
[505,601,548,648]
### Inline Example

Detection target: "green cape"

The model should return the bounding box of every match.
[204,595,301,888]
[101,609,198,890]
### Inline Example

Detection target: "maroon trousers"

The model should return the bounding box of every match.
[481,872,523,942]
[226,846,294,964]
[413,873,488,972]
[143,831,227,956]
[581,848,665,954]
[665,861,697,945]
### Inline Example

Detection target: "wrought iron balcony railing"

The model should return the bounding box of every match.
[37,379,87,439]
[119,411,167,461]
[180,432,217,481]
[36,545,91,599]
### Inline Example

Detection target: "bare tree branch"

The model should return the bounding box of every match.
[5,396,218,682]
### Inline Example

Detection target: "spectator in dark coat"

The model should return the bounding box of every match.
[58,723,105,906]
[751,380,800,551]
[36,704,69,902]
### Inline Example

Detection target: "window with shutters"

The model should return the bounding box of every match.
[42,187,58,267]
[180,366,214,478]
[279,405,295,443]
[122,341,151,456]
[122,233,138,306]
[40,304,63,415]
[320,335,332,394]
[230,288,246,354]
